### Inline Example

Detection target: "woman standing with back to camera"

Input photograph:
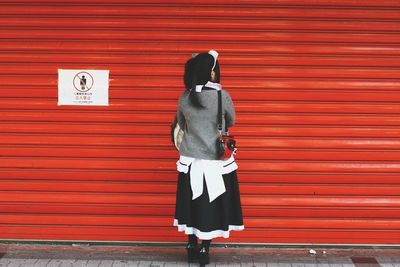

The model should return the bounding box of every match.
[173,50,244,267]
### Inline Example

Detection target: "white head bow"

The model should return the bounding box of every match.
[208,50,219,70]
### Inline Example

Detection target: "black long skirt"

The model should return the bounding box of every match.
[174,169,244,240]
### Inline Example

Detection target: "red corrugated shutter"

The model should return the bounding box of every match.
[1,0,400,244]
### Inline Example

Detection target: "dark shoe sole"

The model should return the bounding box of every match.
[186,246,199,263]
[199,251,210,266]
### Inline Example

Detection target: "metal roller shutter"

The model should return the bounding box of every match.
[1,0,400,244]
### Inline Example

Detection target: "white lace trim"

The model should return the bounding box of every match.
[173,219,244,240]
[194,81,221,92]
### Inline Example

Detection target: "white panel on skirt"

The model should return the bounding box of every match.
[176,155,238,202]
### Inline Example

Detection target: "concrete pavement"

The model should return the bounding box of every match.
[0,242,399,267]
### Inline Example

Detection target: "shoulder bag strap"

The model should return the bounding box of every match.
[217,90,228,134]
[217,90,223,134]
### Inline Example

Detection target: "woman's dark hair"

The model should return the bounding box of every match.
[183,53,221,108]
[183,57,196,90]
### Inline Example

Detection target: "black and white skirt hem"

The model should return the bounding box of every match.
[173,219,244,240]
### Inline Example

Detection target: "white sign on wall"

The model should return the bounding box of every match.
[58,69,109,106]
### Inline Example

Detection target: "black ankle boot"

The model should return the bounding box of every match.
[199,247,209,267]
[186,243,199,263]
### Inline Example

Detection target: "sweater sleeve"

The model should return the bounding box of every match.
[223,90,236,128]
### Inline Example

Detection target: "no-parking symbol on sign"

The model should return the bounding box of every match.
[58,69,109,106]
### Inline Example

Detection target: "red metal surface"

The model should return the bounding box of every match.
[1,1,400,244]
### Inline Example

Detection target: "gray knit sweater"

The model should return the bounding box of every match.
[177,89,235,160]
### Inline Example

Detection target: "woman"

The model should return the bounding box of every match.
[173,50,244,267]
